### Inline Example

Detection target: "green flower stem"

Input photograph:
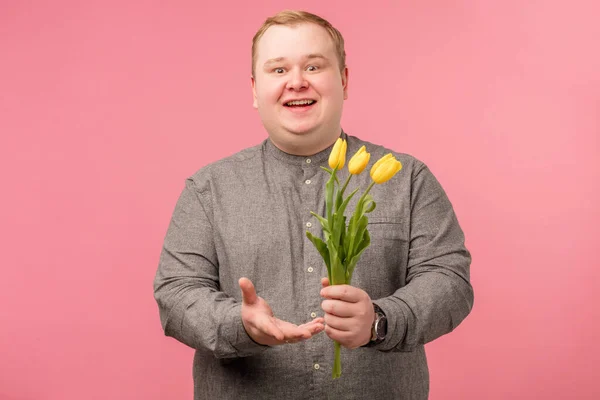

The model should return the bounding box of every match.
[339,174,352,197]
[326,168,337,231]
[360,181,376,203]
[332,341,342,379]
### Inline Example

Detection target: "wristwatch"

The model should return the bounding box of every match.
[365,303,387,347]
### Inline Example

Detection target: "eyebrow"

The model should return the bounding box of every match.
[263,53,328,68]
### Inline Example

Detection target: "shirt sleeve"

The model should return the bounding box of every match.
[373,163,474,352]
[153,178,268,358]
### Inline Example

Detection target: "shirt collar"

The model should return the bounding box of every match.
[263,129,348,167]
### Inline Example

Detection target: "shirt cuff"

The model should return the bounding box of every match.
[371,299,408,352]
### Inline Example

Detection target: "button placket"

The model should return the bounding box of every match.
[301,164,327,374]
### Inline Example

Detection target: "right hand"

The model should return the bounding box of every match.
[239,277,325,346]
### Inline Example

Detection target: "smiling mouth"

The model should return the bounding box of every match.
[284,100,316,107]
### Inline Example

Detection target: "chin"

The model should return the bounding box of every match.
[283,123,319,136]
[287,129,313,137]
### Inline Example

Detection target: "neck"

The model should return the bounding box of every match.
[269,127,343,156]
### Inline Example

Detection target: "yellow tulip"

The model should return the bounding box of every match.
[370,153,402,184]
[328,138,347,169]
[348,145,370,175]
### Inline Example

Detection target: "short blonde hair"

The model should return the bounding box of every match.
[251,10,346,76]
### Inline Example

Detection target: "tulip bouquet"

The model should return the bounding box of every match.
[306,138,402,379]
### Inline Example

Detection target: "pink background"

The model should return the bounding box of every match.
[1,1,598,399]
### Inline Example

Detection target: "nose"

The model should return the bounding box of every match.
[286,69,308,91]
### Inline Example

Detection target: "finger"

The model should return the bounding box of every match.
[239,277,258,305]
[298,319,325,334]
[324,325,353,345]
[306,322,325,335]
[321,299,355,317]
[298,317,324,328]
[320,285,364,303]
[321,277,330,288]
[275,319,312,340]
[323,313,352,332]
[296,322,324,335]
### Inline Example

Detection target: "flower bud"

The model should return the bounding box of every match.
[370,153,402,184]
[328,138,347,169]
[348,145,370,175]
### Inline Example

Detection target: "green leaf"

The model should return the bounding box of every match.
[333,187,358,258]
[331,186,353,249]
[331,209,348,252]
[339,216,346,263]
[354,228,371,256]
[335,189,343,212]
[320,166,333,175]
[346,230,370,283]
[329,243,346,285]
[306,231,331,280]
[337,187,359,219]
[360,195,376,215]
[344,213,356,257]
[355,215,369,245]
[310,211,330,233]
[332,190,357,246]
[345,213,358,261]
[365,200,376,213]
[348,214,369,259]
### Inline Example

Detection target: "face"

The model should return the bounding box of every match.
[251,23,348,156]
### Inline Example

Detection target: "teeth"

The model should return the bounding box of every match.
[286,99,315,106]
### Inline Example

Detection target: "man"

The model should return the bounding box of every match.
[154,10,473,400]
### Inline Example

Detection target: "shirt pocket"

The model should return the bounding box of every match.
[350,217,409,299]
[367,217,405,239]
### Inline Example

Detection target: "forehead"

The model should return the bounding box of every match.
[255,23,336,62]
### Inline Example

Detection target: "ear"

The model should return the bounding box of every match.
[341,67,349,100]
[251,76,258,109]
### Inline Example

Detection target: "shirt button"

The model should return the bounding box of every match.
[306,158,312,164]
[306,222,312,228]
[314,363,320,370]
[310,312,317,318]
[305,179,311,185]
[307,267,314,273]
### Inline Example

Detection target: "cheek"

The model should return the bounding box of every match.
[313,76,345,101]
[256,80,285,105]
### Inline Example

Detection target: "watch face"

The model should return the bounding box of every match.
[376,315,387,339]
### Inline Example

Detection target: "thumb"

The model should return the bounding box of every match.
[239,277,258,305]
[321,277,330,288]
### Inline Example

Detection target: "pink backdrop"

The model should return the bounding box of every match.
[1,1,598,399]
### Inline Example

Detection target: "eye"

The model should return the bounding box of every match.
[273,68,285,74]
[307,65,319,72]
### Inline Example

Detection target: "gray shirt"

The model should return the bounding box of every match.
[153,132,473,400]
